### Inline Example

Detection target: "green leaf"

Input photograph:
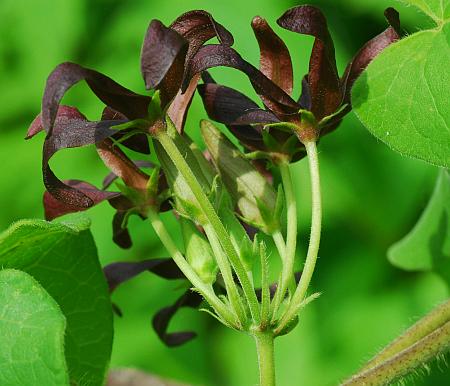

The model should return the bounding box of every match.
[0,215,113,386]
[0,269,69,386]
[352,12,450,168]
[400,0,450,24]
[388,170,450,285]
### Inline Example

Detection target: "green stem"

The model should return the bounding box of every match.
[275,141,321,334]
[359,299,450,372]
[271,163,298,315]
[156,129,260,324]
[342,321,450,386]
[147,209,237,326]
[254,331,276,386]
[203,223,246,325]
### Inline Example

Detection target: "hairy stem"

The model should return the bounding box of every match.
[147,209,237,326]
[204,223,246,325]
[342,321,450,386]
[275,141,321,334]
[271,162,298,315]
[254,331,276,386]
[156,129,260,324]
[359,299,450,372]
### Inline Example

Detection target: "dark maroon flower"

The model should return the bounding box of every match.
[193,6,401,163]
[27,10,234,247]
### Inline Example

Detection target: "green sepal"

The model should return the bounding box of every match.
[318,104,348,128]
[146,166,160,199]
[110,119,150,132]
[147,90,163,123]
[180,218,218,285]
[263,122,298,134]
[298,109,318,127]
[276,315,299,336]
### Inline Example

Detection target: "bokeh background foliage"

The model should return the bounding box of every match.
[0,0,448,385]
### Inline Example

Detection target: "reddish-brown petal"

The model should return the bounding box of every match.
[277,5,341,119]
[96,139,149,191]
[152,289,203,347]
[251,16,293,96]
[198,82,279,126]
[43,63,150,135]
[43,179,119,220]
[104,259,185,292]
[170,10,233,63]
[341,8,401,105]
[184,44,299,114]
[140,20,188,107]
[35,106,125,208]
[167,74,200,133]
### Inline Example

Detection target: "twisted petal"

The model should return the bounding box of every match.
[96,139,149,191]
[27,105,125,208]
[152,289,203,346]
[103,259,184,292]
[167,74,200,133]
[277,5,341,119]
[43,63,150,135]
[170,10,233,62]
[141,20,188,106]
[199,73,267,152]
[251,16,293,96]
[43,180,119,220]
[198,82,279,126]
[183,44,299,114]
[341,8,401,105]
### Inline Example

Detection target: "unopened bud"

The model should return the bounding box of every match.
[180,218,218,285]
[201,120,280,234]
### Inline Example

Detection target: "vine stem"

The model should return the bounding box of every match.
[271,162,298,315]
[275,141,321,334]
[359,299,450,372]
[147,209,237,326]
[254,331,276,386]
[342,321,450,385]
[156,129,260,324]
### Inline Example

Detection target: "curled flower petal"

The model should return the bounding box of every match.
[111,210,132,249]
[341,8,401,105]
[170,10,233,63]
[183,44,299,114]
[43,179,119,220]
[141,20,188,107]
[43,62,150,135]
[251,16,293,96]
[96,139,149,191]
[104,259,185,292]
[199,73,267,151]
[167,74,200,133]
[277,5,341,119]
[28,106,125,208]
[103,160,155,189]
[198,82,279,126]
[152,289,203,347]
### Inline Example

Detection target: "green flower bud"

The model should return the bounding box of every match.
[154,118,213,224]
[180,217,218,285]
[217,190,254,271]
[201,120,281,234]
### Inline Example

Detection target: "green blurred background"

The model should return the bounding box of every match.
[0,0,448,385]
